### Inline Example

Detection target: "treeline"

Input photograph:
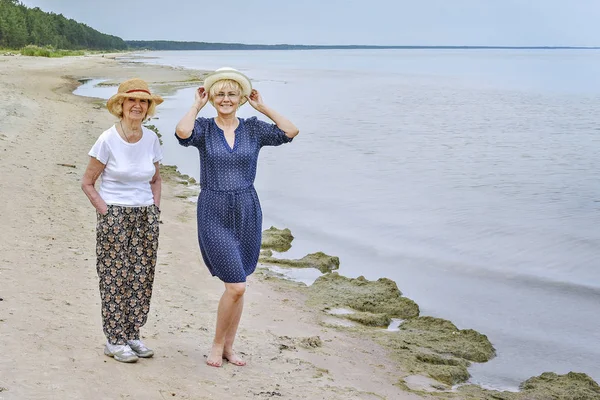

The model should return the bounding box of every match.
[125,41,442,51]
[0,0,126,50]
[125,41,301,51]
[125,41,401,50]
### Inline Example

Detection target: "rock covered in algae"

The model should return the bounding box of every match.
[458,371,600,399]
[344,311,391,327]
[159,164,197,185]
[143,123,163,145]
[260,249,273,257]
[414,353,470,385]
[307,273,419,319]
[383,339,472,386]
[519,372,600,399]
[377,316,495,386]
[259,251,340,274]
[400,316,495,363]
[261,227,294,252]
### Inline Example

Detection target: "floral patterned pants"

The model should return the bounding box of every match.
[96,205,160,345]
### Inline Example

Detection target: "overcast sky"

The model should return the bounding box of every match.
[19,0,600,46]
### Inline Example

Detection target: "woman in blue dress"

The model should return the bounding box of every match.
[175,67,299,367]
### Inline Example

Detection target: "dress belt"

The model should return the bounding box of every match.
[201,185,255,241]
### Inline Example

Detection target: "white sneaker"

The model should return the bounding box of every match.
[104,342,139,363]
[127,339,154,358]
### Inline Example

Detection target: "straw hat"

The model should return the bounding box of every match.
[106,78,164,117]
[203,67,252,106]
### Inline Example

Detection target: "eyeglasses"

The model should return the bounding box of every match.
[215,92,240,99]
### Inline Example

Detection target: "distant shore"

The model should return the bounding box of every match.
[125,40,600,51]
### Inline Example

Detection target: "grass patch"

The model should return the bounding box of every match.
[20,45,85,58]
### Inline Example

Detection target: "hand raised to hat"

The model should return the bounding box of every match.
[246,89,264,111]
[194,87,209,111]
[244,88,299,138]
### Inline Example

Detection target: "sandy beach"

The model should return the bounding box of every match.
[0,55,430,400]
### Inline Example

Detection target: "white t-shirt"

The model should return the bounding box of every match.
[89,125,163,206]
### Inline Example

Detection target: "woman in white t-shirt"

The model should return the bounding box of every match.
[81,78,163,363]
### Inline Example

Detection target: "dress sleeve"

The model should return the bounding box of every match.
[88,134,110,164]
[245,116,293,148]
[175,117,209,148]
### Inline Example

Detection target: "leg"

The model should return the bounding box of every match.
[125,206,158,341]
[96,206,130,345]
[207,282,246,367]
[222,294,245,366]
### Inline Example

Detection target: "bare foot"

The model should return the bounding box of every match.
[206,344,224,367]
[223,351,246,366]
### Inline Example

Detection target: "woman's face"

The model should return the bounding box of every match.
[212,87,241,116]
[122,97,149,122]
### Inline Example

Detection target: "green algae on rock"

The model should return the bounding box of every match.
[413,352,470,386]
[260,249,273,257]
[259,251,340,274]
[344,311,391,327]
[399,316,495,363]
[159,164,197,185]
[458,371,600,399]
[518,372,600,399]
[261,227,294,252]
[380,335,472,386]
[375,316,495,386]
[143,123,163,145]
[307,273,419,319]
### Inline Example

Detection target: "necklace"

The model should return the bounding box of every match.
[119,120,142,143]
[119,120,131,143]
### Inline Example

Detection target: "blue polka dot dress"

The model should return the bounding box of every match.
[176,117,293,283]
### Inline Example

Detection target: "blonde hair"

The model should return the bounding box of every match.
[208,79,243,106]
[113,98,157,121]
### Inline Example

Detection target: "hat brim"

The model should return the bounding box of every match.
[203,70,252,106]
[106,92,164,118]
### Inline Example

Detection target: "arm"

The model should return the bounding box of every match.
[81,157,108,214]
[247,89,299,139]
[150,162,162,209]
[175,87,209,139]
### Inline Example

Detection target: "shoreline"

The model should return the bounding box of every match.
[0,53,598,400]
[0,53,428,400]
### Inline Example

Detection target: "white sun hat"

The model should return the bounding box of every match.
[203,67,252,105]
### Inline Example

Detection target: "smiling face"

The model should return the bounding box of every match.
[121,97,149,123]
[209,80,242,116]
